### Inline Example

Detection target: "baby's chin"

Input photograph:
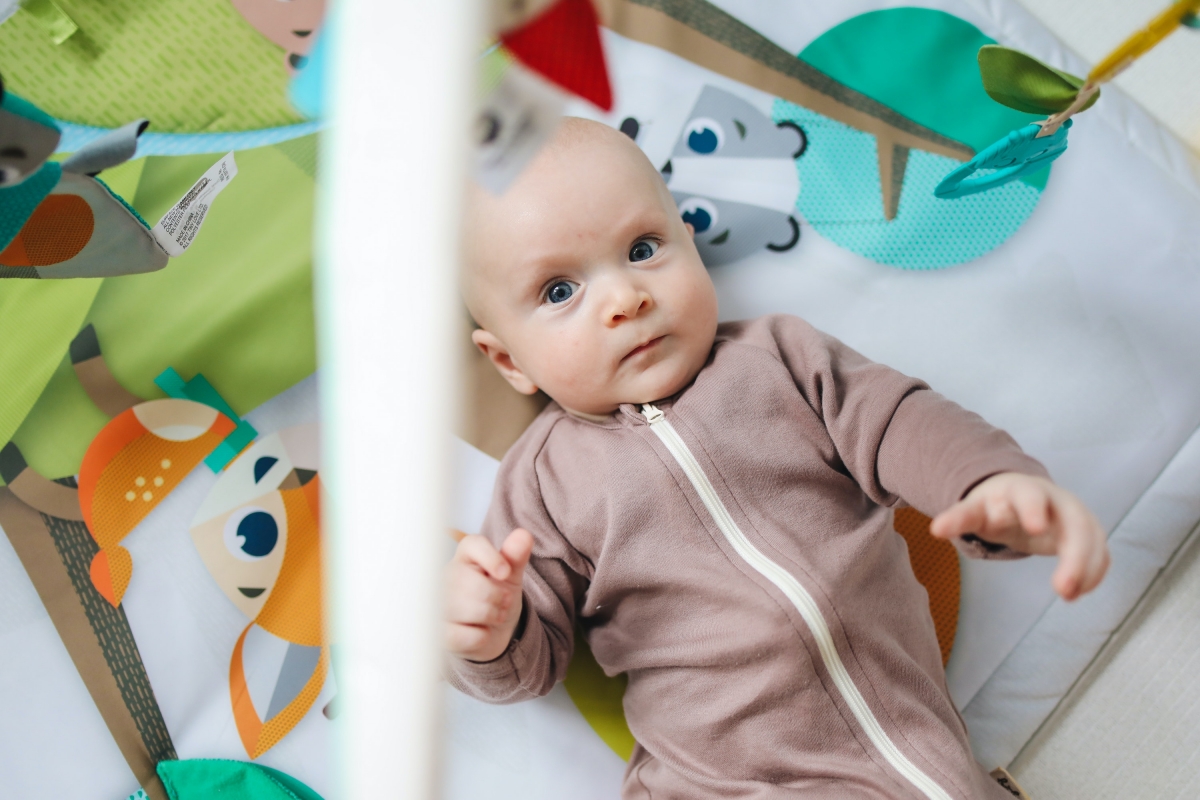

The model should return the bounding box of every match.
[544,344,710,416]
[611,358,706,410]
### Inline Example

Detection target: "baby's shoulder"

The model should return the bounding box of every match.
[714,313,828,358]
[494,402,603,490]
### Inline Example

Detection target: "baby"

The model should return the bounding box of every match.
[447,118,1109,800]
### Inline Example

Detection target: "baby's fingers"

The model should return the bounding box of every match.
[455,533,513,581]
[445,568,516,625]
[930,497,987,540]
[501,528,534,582]
[1012,481,1050,540]
[1050,496,1108,601]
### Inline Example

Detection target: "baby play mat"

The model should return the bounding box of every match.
[3,0,1200,799]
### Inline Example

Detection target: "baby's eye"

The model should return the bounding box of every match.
[629,240,658,262]
[545,280,578,304]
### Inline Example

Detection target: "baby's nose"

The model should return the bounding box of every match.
[606,285,653,325]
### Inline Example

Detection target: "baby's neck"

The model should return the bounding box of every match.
[563,407,613,423]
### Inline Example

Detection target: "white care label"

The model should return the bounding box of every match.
[152,152,238,257]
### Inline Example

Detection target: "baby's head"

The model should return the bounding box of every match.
[464,117,718,417]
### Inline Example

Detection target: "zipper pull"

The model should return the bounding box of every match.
[641,404,664,424]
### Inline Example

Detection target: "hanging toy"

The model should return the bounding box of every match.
[936,0,1200,198]
[0,72,238,278]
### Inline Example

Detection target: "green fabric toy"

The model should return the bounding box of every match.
[157,759,324,800]
[0,74,173,279]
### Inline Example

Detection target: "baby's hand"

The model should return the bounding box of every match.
[445,528,534,662]
[930,473,1110,601]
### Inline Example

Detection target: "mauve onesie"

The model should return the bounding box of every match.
[449,314,1045,799]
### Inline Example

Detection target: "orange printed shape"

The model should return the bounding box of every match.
[78,399,234,606]
[256,485,323,647]
[79,409,148,532]
[0,194,94,267]
[893,508,961,666]
[90,545,133,606]
[230,623,328,759]
[80,399,235,546]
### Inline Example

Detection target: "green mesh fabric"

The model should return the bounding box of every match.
[0,160,60,251]
[157,759,324,800]
[977,45,1099,115]
[0,274,101,483]
[0,0,304,132]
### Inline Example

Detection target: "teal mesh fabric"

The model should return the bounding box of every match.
[0,90,61,132]
[0,160,61,252]
[774,100,1041,270]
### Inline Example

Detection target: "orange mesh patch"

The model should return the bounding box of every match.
[89,428,230,550]
[90,545,133,607]
[894,508,960,666]
[256,487,324,647]
[230,623,328,759]
[79,410,148,535]
[0,194,93,267]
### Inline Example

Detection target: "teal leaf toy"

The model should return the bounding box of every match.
[939,0,1200,199]
[935,120,1071,199]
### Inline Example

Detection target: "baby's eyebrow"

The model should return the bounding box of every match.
[517,257,567,297]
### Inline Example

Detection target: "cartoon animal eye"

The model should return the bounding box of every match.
[678,198,718,234]
[0,166,21,185]
[224,507,280,561]
[545,280,578,304]
[684,117,725,155]
[254,456,279,483]
[629,240,658,262]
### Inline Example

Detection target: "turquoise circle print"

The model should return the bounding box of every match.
[783,8,1050,269]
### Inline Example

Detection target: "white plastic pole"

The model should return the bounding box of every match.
[317,0,476,796]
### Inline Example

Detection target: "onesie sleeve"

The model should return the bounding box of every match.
[761,315,1048,556]
[446,412,590,703]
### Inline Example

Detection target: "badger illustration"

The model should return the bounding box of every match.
[620,86,805,267]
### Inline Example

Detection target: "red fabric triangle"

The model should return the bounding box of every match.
[501,0,613,110]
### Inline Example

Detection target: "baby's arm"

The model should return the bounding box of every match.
[445,528,533,662]
[758,315,1109,600]
[931,472,1109,601]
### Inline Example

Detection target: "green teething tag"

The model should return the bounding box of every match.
[977,45,1100,115]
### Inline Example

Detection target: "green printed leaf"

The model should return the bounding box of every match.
[977,45,1099,115]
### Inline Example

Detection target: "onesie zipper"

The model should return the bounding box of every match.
[641,403,953,800]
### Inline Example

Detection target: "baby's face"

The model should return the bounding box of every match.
[466,120,718,417]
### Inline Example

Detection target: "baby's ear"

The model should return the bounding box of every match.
[471,329,539,395]
[684,221,695,239]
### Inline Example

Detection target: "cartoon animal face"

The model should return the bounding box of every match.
[191,424,321,641]
[0,79,61,187]
[663,86,805,266]
[228,0,327,72]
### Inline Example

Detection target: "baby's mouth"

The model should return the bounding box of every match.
[623,336,665,361]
